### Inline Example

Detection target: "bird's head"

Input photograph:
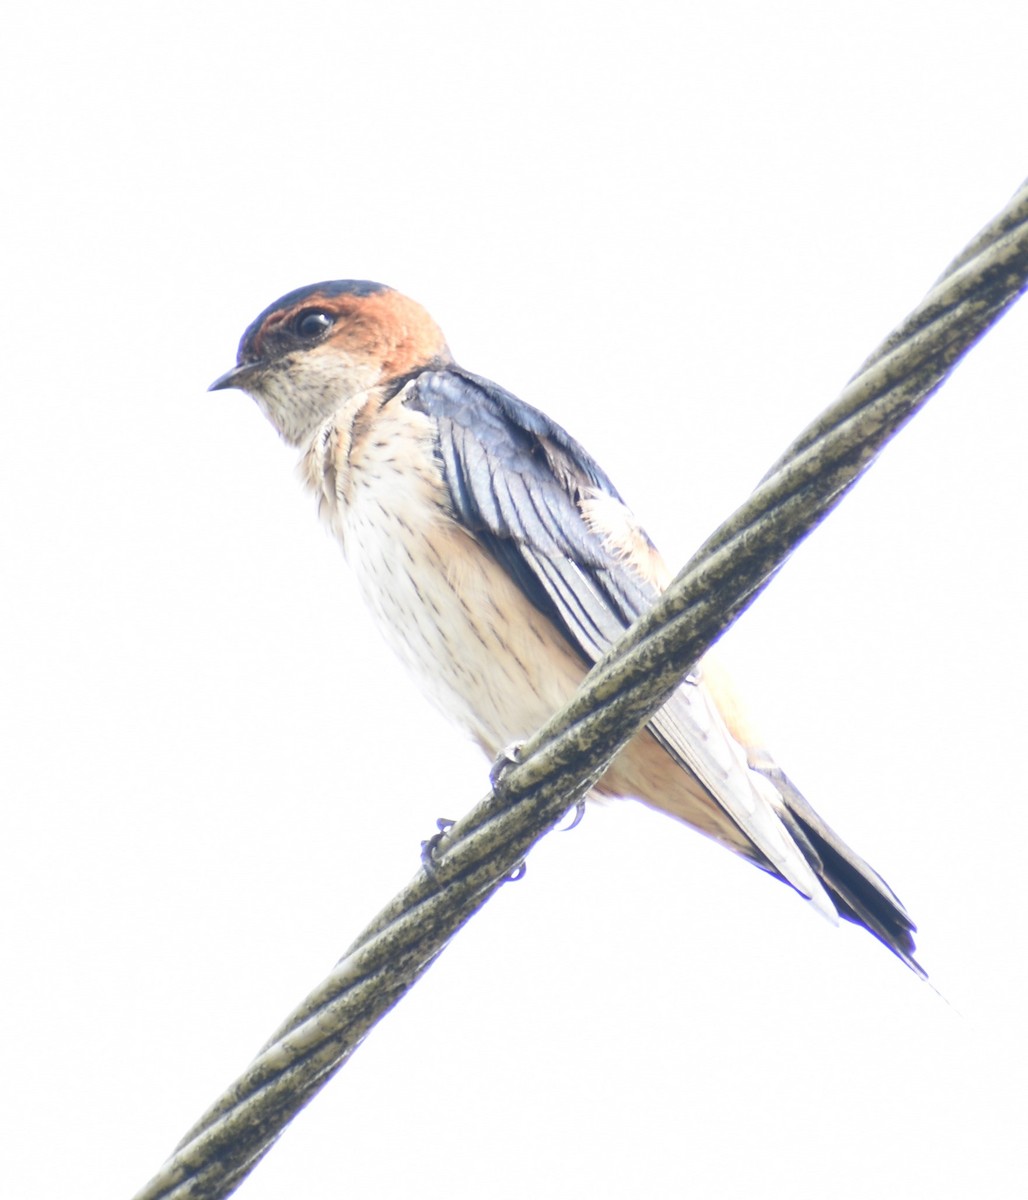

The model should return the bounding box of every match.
[210,280,452,445]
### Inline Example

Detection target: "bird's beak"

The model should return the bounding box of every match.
[208,360,263,392]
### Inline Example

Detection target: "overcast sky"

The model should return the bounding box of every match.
[3,4,1027,1198]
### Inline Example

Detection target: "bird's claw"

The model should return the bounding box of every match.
[561,799,587,831]
[420,817,455,878]
[490,740,524,788]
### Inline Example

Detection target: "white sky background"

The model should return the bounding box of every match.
[2,3,1027,1197]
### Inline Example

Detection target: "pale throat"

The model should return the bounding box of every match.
[253,353,381,447]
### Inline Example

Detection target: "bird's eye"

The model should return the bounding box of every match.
[293,310,334,340]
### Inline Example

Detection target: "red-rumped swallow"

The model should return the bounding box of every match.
[211,280,922,975]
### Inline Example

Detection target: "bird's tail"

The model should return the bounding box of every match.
[750,758,925,978]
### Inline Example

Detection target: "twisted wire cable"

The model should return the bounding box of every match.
[134,177,1028,1200]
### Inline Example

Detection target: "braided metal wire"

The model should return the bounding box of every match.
[133,177,1028,1200]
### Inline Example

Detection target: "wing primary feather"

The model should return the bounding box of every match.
[750,760,924,975]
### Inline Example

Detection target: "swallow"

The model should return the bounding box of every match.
[210,279,923,975]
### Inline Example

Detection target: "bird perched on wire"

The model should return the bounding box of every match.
[210,279,923,976]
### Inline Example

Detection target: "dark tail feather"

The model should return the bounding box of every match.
[752,762,925,978]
